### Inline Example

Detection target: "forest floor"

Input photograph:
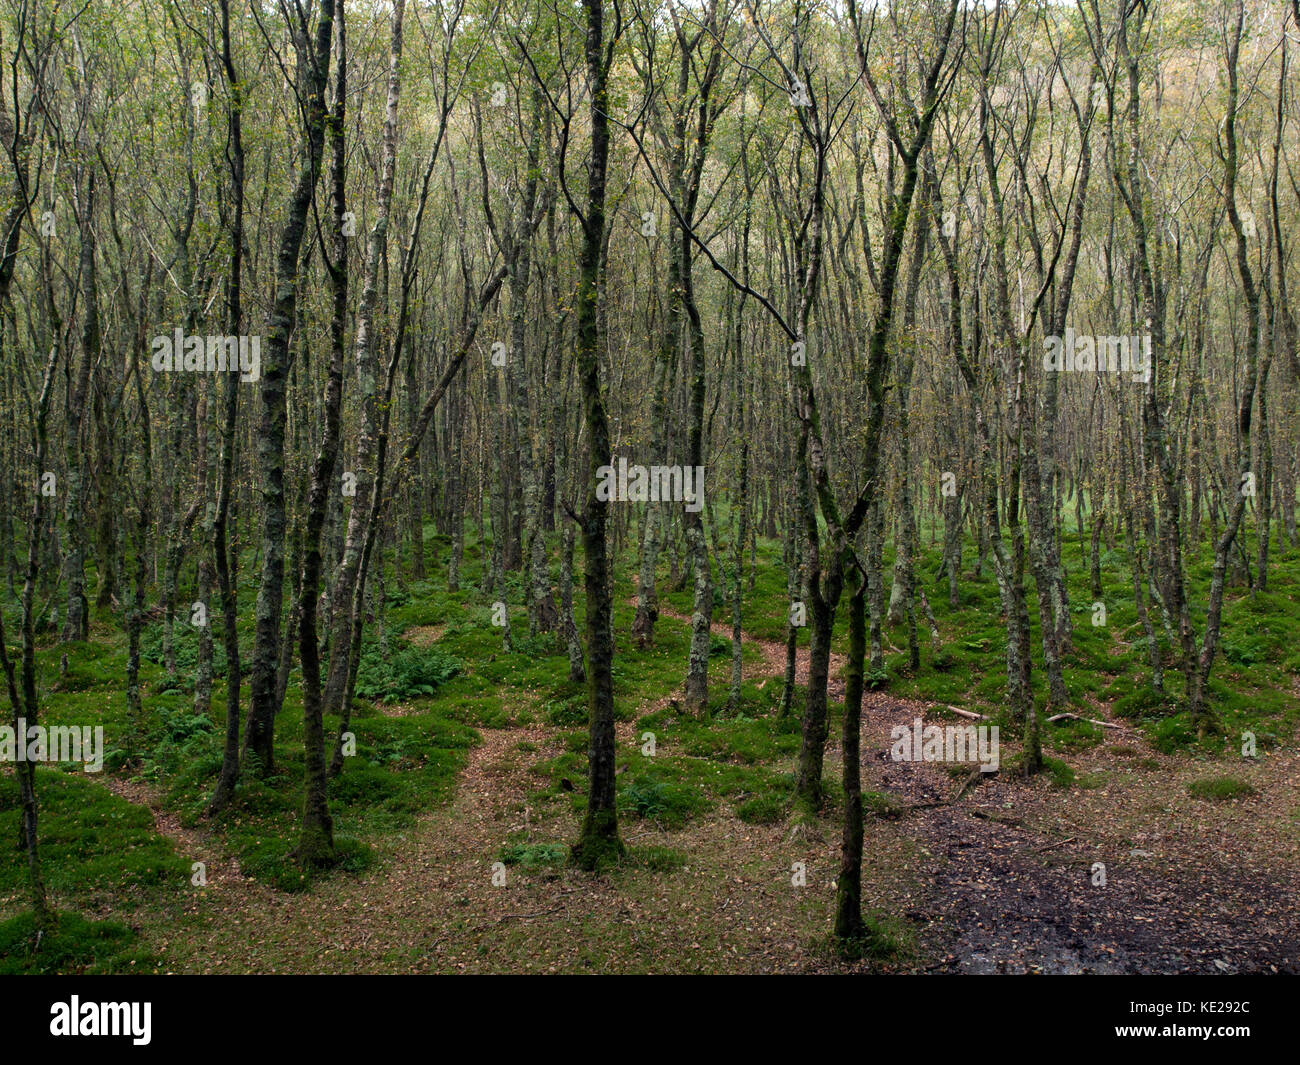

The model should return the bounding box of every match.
[3,530,1299,973]
[60,615,1300,973]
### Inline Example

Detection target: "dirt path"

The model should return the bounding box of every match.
[627,601,1300,972]
[850,693,1300,973]
[100,777,255,895]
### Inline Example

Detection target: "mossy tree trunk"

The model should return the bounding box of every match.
[244,0,336,774]
[209,0,246,815]
[569,0,623,870]
[296,0,354,867]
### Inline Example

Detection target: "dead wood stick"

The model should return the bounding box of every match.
[1046,711,1124,729]
[950,765,984,803]
[968,809,1023,827]
[477,904,565,929]
[919,590,942,644]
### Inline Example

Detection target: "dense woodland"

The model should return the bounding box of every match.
[1,0,1298,974]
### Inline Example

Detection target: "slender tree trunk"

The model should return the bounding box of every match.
[244,0,336,773]
[570,0,623,869]
[834,573,866,949]
[296,5,351,865]
[209,0,245,813]
[322,0,405,719]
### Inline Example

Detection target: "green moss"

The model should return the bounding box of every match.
[736,793,785,824]
[620,769,709,828]
[830,913,912,962]
[0,910,159,975]
[625,846,688,872]
[1188,776,1257,801]
[570,808,625,872]
[1046,717,1105,752]
[498,841,567,870]
[1043,756,1076,788]
[863,790,905,819]
[0,772,188,903]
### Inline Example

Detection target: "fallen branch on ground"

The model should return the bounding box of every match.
[1046,712,1125,730]
[946,706,984,720]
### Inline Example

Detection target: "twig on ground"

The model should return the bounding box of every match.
[1046,711,1125,729]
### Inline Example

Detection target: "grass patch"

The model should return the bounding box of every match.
[1188,776,1257,801]
[620,769,710,829]
[0,771,188,905]
[498,841,567,870]
[0,911,159,974]
[736,792,785,825]
[625,846,689,872]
